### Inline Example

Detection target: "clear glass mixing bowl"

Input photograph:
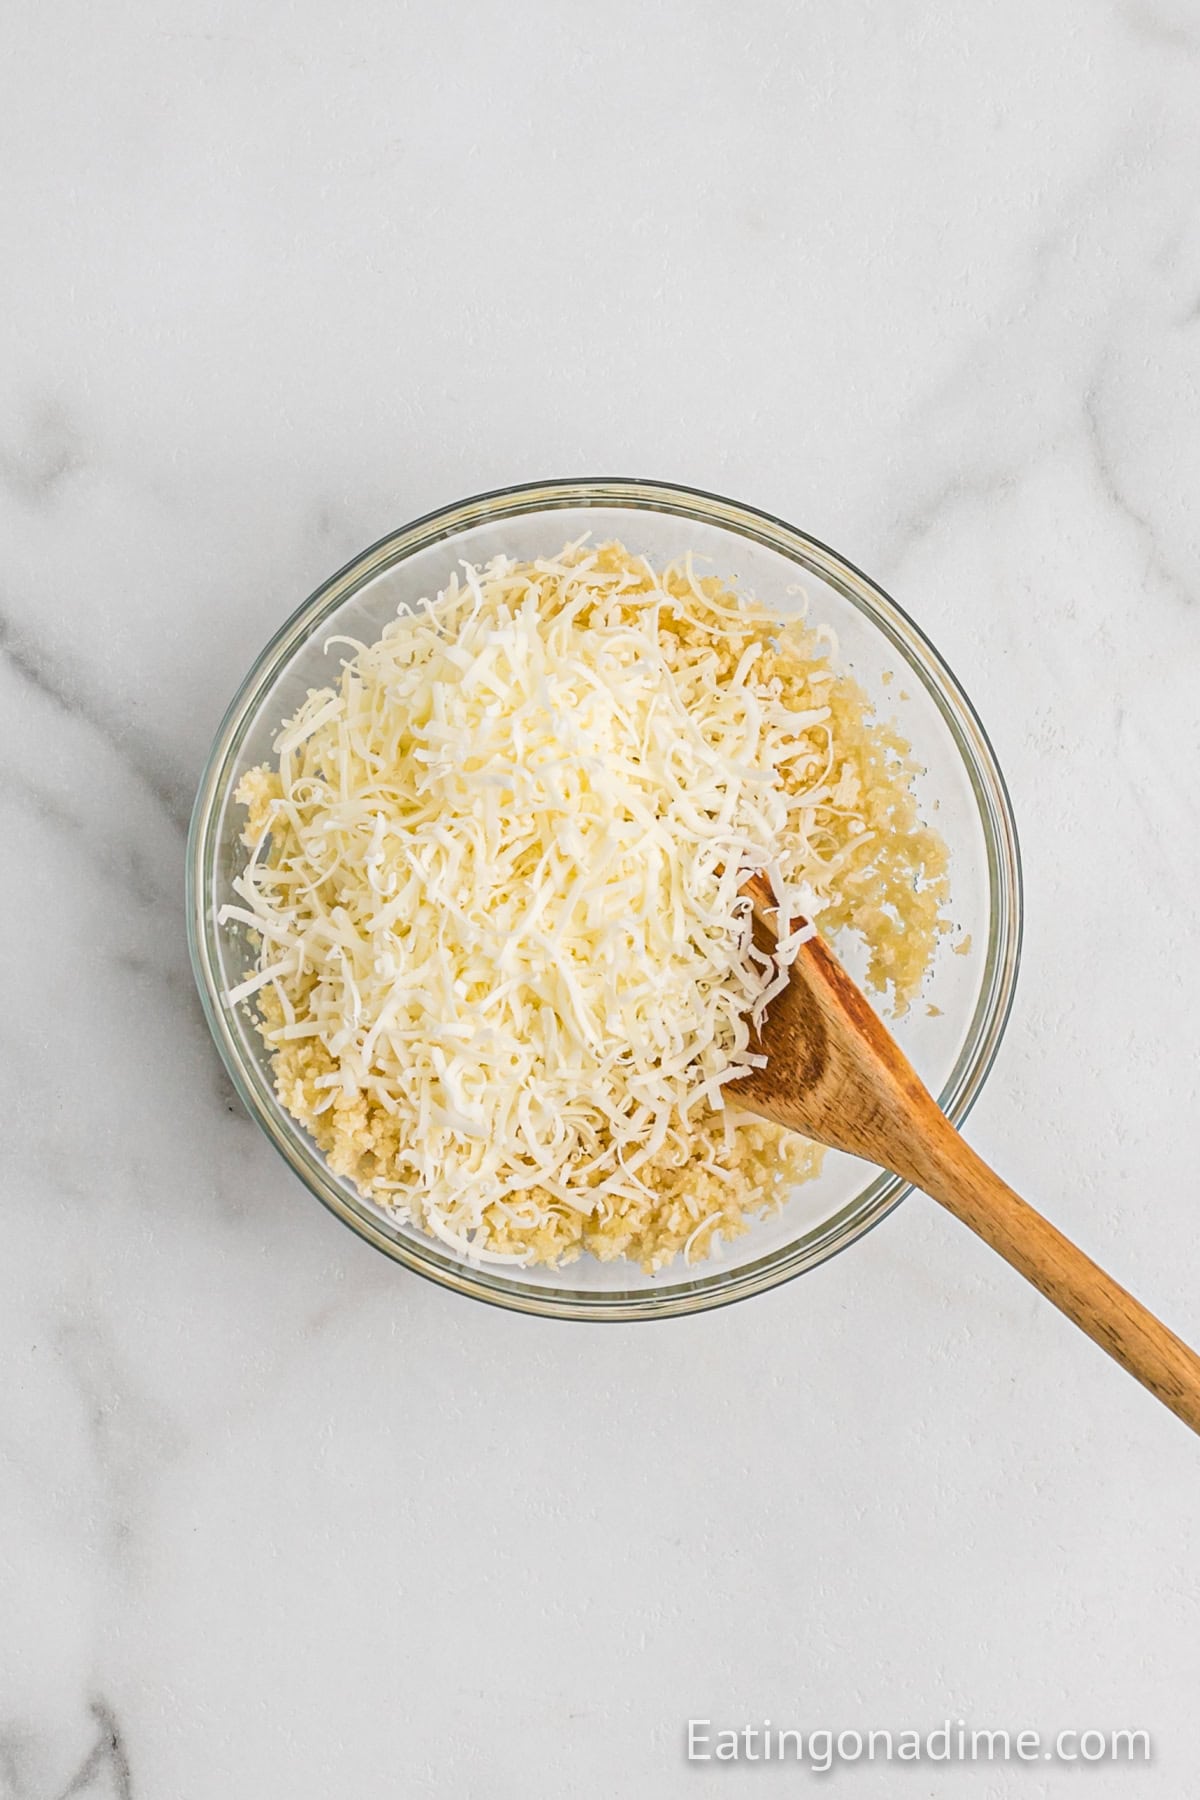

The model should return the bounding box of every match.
[188,478,1022,1319]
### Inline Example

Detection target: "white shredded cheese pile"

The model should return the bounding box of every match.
[222,543,895,1265]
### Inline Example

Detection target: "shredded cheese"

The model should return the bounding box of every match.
[224,541,948,1270]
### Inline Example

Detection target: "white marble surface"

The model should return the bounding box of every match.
[3,1,1199,1794]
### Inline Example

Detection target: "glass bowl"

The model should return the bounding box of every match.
[188,478,1022,1320]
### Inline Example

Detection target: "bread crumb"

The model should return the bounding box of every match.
[235,543,950,1272]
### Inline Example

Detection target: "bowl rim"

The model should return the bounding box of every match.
[188,475,1023,1320]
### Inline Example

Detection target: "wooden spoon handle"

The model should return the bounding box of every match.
[903,1117,1200,1434]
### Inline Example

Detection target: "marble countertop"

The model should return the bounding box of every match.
[3,2,1198,1795]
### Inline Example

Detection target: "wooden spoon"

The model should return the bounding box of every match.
[736,874,1200,1435]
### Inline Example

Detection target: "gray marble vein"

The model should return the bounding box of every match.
[1082,380,1196,605]
[56,1702,133,1800]
[0,611,192,837]
[51,1314,185,1563]
[1121,0,1200,58]
[0,1728,35,1800]
[0,404,88,511]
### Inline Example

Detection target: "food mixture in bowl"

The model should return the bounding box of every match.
[223,542,948,1271]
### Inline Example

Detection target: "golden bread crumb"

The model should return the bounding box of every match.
[232,543,949,1272]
